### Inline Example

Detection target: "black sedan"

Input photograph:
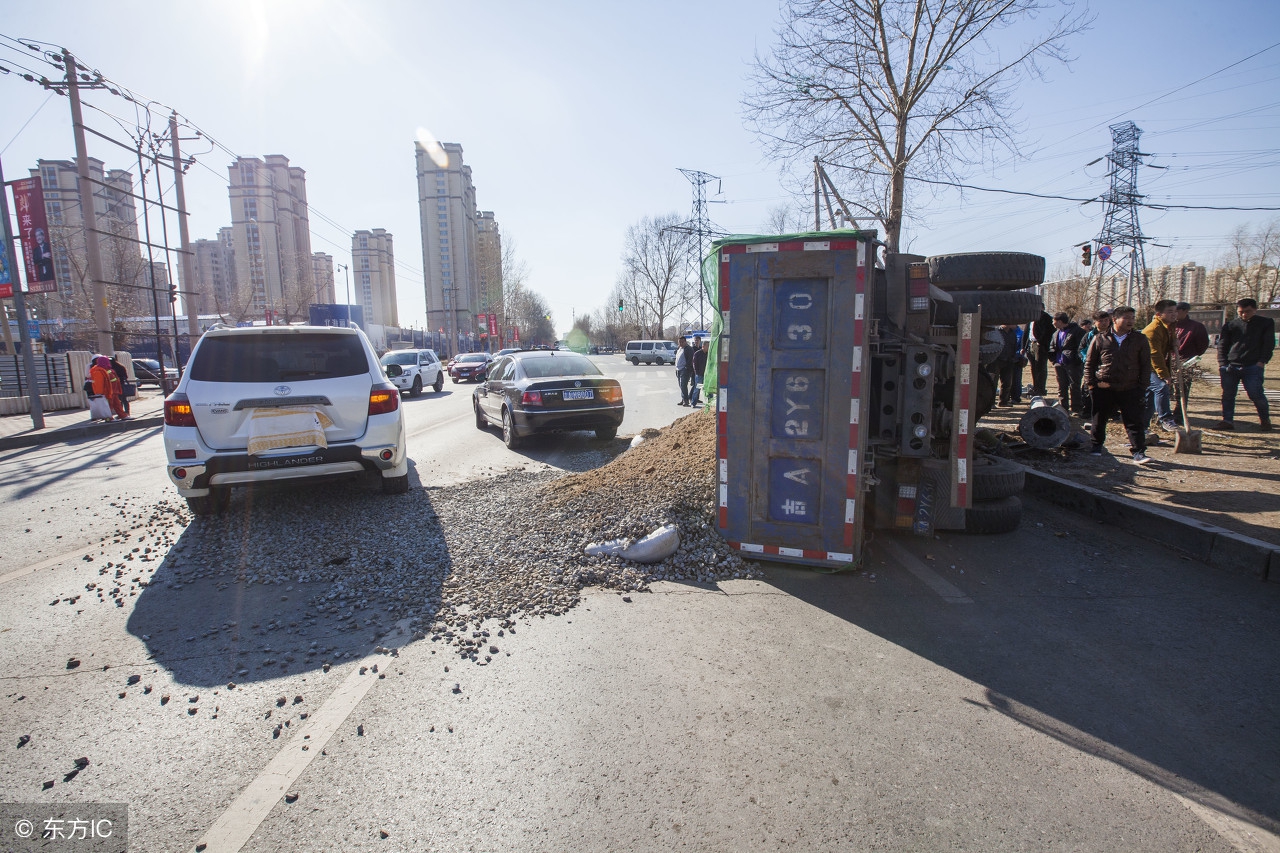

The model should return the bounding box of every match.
[473,351,624,448]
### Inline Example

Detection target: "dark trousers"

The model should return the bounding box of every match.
[1029,357,1049,397]
[1220,363,1270,423]
[992,359,1022,403]
[677,367,693,403]
[1054,360,1084,413]
[1090,386,1146,452]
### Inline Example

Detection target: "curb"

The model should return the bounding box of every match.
[0,415,164,451]
[1021,466,1279,584]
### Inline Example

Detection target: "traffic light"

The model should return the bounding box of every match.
[169,284,178,304]
[1081,244,1092,266]
[617,299,624,312]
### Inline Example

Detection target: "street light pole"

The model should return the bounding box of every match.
[336,263,351,326]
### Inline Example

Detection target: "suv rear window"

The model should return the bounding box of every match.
[190,333,369,383]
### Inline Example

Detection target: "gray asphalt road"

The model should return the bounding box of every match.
[1,364,1277,852]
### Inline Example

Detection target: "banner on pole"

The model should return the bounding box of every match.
[0,206,12,299]
[487,313,498,336]
[10,177,58,293]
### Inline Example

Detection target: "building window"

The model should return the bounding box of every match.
[47,201,63,224]
[239,162,255,185]
[41,166,58,188]
[359,235,368,248]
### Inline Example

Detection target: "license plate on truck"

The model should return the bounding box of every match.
[563,389,593,401]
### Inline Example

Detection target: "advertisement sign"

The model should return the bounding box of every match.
[10,177,58,293]
[512,326,520,343]
[0,208,12,299]
[487,313,498,336]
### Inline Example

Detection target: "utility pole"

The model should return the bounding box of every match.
[168,113,201,349]
[63,51,113,356]
[0,158,45,429]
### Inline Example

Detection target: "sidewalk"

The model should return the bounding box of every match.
[0,391,166,451]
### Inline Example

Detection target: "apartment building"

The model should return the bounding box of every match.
[416,141,479,348]
[312,252,336,305]
[351,230,397,327]
[227,155,315,320]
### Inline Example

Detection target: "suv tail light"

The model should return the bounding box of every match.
[521,390,543,406]
[164,394,197,427]
[369,385,400,415]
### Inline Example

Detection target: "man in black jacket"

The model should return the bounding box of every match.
[1049,312,1086,414]
[1084,306,1153,464]
[1213,298,1274,431]
[1023,311,1054,397]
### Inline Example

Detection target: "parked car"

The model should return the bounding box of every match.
[163,324,408,515]
[492,348,522,358]
[132,357,179,387]
[379,348,443,396]
[449,352,492,383]
[473,350,624,448]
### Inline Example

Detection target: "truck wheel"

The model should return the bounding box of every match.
[927,252,1046,292]
[937,290,1045,326]
[970,455,1025,501]
[964,495,1022,534]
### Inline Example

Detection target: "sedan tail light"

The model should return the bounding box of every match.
[598,386,623,403]
[368,385,400,415]
[520,390,543,406]
[164,394,197,427]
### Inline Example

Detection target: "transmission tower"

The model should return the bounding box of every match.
[1091,121,1151,309]
[671,169,726,330]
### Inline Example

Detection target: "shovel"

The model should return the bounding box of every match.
[1172,366,1202,454]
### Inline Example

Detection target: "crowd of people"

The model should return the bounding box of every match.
[989,297,1273,464]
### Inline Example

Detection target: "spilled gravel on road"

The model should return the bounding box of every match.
[63,409,758,670]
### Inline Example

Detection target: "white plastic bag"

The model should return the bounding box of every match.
[88,396,112,421]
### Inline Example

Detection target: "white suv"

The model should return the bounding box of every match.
[380,348,444,396]
[163,325,409,515]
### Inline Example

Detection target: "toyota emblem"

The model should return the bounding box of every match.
[274,385,292,397]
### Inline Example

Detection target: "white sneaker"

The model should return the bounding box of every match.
[1132,451,1152,465]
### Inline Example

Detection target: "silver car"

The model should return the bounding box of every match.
[163,325,408,515]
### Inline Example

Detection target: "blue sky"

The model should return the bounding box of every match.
[2,0,1278,331]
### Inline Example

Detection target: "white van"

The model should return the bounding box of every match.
[624,340,678,365]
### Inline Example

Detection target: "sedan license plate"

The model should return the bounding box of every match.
[562,389,594,401]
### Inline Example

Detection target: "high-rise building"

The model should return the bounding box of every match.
[351,230,398,327]
[29,158,147,322]
[227,155,314,321]
[476,210,502,322]
[192,230,238,317]
[312,252,336,305]
[416,141,479,349]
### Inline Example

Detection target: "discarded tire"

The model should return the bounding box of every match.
[970,454,1025,501]
[1017,399,1072,448]
[964,495,1023,534]
[942,290,1045,326]
[927,252,1046,292]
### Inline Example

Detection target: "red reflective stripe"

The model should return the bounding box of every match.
[777,240,807,252]
[847,473,857,496]
[718,506,728,528]
[721,245,747,255]
[843,524,854,548]
[850,372,862,399]
[718,434,728,458]
[717,412,727,435]
[830,240,860,251]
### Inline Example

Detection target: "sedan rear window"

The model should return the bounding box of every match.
[521,355,600,378]
[190,333,369,382]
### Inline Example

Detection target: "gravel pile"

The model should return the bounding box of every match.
[70,409,758,665]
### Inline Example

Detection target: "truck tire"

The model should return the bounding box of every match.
[936,290,1045,327]
[927,252,1046,292]
[964,495,1022,534]
[970,455,1025,501]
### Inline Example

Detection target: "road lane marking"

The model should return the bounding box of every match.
[0,527,148,587]
[193,620,414,853]
[879,539,973,604]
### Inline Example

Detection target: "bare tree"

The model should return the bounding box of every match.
[744,0,1089,252]
[1218,218,1280,305]
[763,201,814,233]
[622,213,695,338]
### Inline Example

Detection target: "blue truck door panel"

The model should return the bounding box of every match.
[716,237,873,569]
